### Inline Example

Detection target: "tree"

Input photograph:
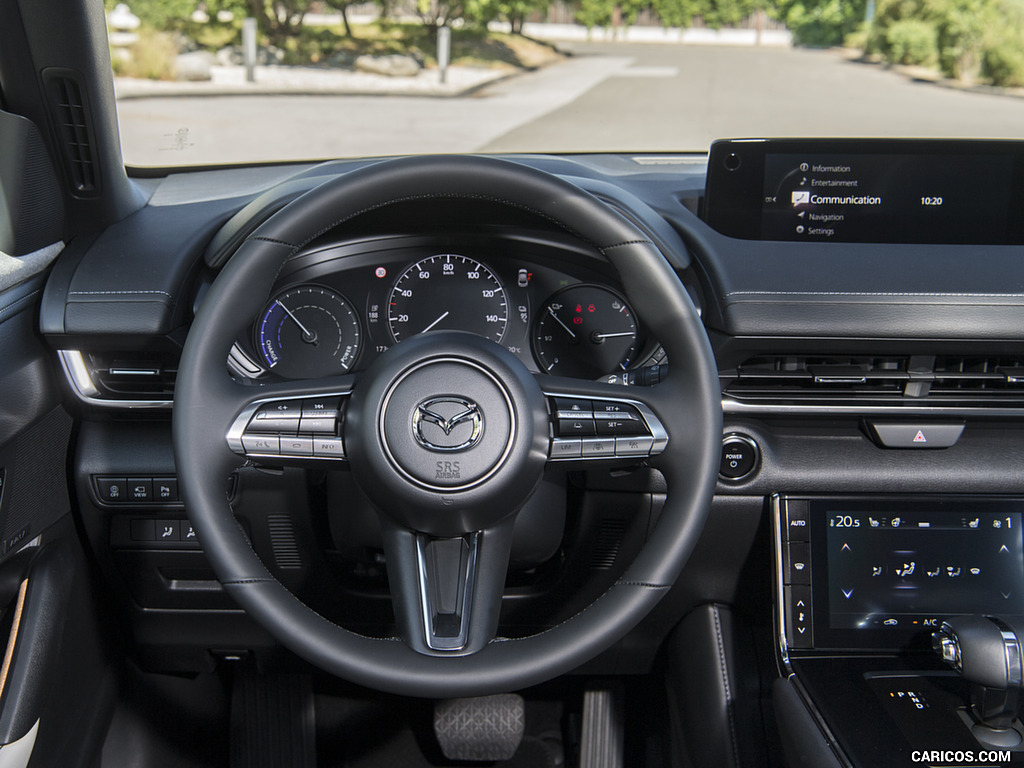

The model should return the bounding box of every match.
[323,0,358,37]
[243,0,316,45]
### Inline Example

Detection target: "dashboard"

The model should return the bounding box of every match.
[235,232,664,382]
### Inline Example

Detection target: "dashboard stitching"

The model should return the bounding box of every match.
[68,290,173,298]
[0,290,40,320]
[712,605,743,767]
[614,581,671,589]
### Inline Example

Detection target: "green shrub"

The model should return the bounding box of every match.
[111,27,179,80]
[886,18,938,63]
[982,37,1024,84]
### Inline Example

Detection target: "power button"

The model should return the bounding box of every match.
[720,434,760,481]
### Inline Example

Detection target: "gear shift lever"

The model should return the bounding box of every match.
[933,615,1024,742]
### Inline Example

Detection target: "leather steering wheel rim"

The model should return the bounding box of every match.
[173,154,722,698]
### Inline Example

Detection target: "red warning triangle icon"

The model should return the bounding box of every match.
[913,430,927,443]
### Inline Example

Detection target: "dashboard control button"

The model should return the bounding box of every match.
[869,422,965,449]
[279,436,314,457]
[720,435,760,480]
[155,520,180,542]
[249,402,302,434]
[786,499,810,541]
[788,585,813,648]
[154,477,178,503]
[550,438,583,459]
[615,436,654,457]
[787,542,811,585]
[128,478,153,503]
[581,438,616,458]
[553,398,593,419]
[96,476,128,503]
[242,434,280,455]
[313,437,345,458]
[557,418,596,437]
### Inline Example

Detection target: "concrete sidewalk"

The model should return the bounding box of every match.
[114,62,513,99]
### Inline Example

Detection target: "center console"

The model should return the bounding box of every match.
[774,495,1024,767]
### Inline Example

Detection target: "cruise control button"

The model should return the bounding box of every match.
[553,398,593,419]
[592,401,640,419]
[615,435,653,457]
[313,437,345,457]
[550,438,582,459]
[596,418,648,437]
[557,418,596,437]
[581,438,616,458]
[279,436,314,457]
[242,434,280,455]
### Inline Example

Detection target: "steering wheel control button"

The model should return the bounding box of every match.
[250,402,302,434]
[869,422,965,449]
[550,438,583,459]
[582,438,616,458]
[720,434,760,480]
[313,437,345,457]
[242,434,281,455]
[280,436,314,456]
[615,436,654,457]
[553,398,593,419]
[381,360,514,491]
[557,418,595,437]
[595,418,647,437]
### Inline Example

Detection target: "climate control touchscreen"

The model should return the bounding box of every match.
[777,496,1024,652]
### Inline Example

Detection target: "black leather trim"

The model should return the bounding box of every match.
[772,677,846,768]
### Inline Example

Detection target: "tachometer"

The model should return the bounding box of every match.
[533,284,639,378]
[388,255,508,343]
[256,285,361,378]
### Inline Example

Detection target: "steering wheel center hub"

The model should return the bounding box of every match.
[380,359,515,491]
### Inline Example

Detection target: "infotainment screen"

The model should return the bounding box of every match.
[705,140,1024,244]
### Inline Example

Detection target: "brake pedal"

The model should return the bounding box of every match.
[434,693,525,761]
[579,687,623,768]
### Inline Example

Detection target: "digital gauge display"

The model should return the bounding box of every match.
[257,285,362,379]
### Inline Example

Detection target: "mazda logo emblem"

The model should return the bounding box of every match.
[413,397,484,452]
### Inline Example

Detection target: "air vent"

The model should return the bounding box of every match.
[43,71,99,195]
[59,350,176,408]
[722,354,1024,411]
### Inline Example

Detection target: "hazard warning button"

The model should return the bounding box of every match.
[868,422,965,449]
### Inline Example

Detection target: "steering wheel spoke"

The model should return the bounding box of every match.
[380,516,514,656]
[223,375,358,464]
[539,377,669,466]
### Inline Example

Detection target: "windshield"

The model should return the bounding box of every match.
[107,0,1024,166]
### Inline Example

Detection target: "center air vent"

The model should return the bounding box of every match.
[722,354,1024,411]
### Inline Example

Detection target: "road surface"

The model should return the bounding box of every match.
[116,42,1024,166]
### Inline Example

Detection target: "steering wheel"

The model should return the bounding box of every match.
[173,155,721,698]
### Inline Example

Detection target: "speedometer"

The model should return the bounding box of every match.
[388,255,508,343]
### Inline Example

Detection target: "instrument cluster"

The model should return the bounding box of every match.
[241,233,664,381]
